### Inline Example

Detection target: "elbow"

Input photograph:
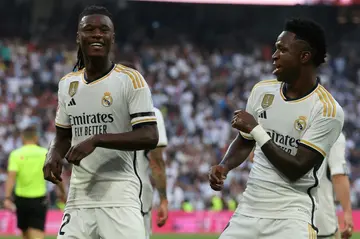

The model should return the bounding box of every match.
[287,165,314,183]
[144,125,159,150]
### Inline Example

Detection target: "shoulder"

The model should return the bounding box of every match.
[252,79,281,90]
[59,70,84,84]
[113,64,147,90]
[313,85,344,122]
[9,147,22,159]
[59,70,84,92]
[250,79,281,95]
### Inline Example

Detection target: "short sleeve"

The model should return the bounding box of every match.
[154,108,168,147]
[7,151,19,172]
[55,83,71,128]
[239,87,257,140]
[125,70,157,127]
[299,105,344,158]
[327,133,349,176]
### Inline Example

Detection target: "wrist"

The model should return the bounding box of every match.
[160,198,168,204]
[250,125,271,147]
[219,163,230,175]
[344,208,353,214]
[91,134,101,147]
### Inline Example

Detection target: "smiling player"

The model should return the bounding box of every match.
[42,5,159,239]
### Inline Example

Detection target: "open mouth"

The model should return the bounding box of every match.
[272,63,282,74]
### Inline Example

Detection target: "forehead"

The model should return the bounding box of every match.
[276,31,296,46]
[79,14,113,28]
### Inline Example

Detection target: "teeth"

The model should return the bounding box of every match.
[91,43,103,47]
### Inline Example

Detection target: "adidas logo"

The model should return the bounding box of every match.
[259,111,267,119]
[68,98,76,107]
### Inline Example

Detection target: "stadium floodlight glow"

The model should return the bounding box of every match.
[131,0,358,5]
[132,0,308,5]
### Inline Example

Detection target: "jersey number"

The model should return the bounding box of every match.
[59,213,71,235]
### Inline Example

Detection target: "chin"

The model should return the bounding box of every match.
[86,51,108,58]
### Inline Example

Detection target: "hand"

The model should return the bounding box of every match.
[208,165,229,191]
[341,211,353,239]
[65,136,97,166]
[43,151,63,184]
[231,110,258,134]
[3,199,16,212]
[157,199,168,227]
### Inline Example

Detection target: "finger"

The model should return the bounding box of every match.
[231,117,237,125]
[72,152,85,166]
[210,184,223,191]
[67,150,78,165]
[234,110,242,115]
[43,166,58,184]
[53,163,63,182]
[209,173,222,184]
[157,219,166,227]
[64,146,73,159]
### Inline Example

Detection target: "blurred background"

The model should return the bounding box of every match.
[1,0,360,234]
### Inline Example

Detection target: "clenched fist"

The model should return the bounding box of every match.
[208,165,229,191]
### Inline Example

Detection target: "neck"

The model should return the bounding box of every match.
[84,57,113,82]
[285,67,318,99]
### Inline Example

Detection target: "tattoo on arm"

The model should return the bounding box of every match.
[148,148,167,200]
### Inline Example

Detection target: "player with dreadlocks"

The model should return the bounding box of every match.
[43,5,159,239]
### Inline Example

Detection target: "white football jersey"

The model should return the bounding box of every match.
[236,79,344,228]
[137,107,168,213]
[55,64,157,209]
[316,132,348,236]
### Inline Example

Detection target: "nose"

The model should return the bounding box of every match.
[272,50,279,61]
[91,28,103,38]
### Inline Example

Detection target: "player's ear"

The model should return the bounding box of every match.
[300,51,311,64]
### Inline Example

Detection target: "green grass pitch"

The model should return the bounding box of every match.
[1,234,360,239]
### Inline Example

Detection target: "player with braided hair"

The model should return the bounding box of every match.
[43,5,159,239]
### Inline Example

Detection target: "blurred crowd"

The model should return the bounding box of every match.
[0,34,360,210]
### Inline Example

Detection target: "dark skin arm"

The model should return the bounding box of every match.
[94,124,159,150]
[65,124,159,165]
[209,133,255,191]
[260,142,323,182]
[43,127,72,183]
[232,110,323,182]
[219,133,255,172]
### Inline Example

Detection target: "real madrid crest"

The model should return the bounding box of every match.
[294,116,307,131]
[68,81,79,97]
[261,94,274,109]
[102,92,113,107]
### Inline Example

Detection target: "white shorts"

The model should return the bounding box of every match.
[143,212,152,239]
[220,213,317,239]
[57,207,145,239]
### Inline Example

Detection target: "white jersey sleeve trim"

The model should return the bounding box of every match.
[154,107,168,147]
[328,133,348,176]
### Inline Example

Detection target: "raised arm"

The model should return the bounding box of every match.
[92,71,158,150]
[232,104,344,182]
